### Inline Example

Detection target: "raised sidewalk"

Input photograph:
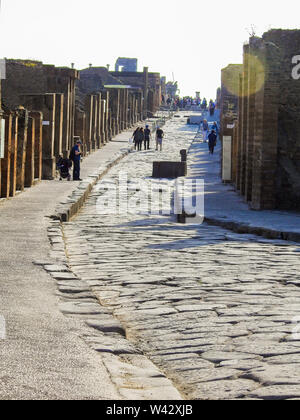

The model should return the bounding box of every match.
[187,137,300,243]
[0,129,136,400]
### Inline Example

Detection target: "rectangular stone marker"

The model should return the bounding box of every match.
[152,161,187,179]
[222,136,232,182]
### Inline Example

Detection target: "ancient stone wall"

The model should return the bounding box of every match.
[230,29,300,210]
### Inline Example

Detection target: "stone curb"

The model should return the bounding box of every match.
[53,147,132,222]
[183,134,300,244]
[204,217,300,243]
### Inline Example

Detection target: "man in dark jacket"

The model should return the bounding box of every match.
[70,139,82,181]
[144,125,151,150]
[208,130,217,155]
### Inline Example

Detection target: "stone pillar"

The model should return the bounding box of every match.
[138,92,143,121]
[31,111,43,181]
[101,91,110,142]
[20,94,56,180]
[25,115,35,188]
[251,41,280,210]
[16,109,28,192]
[239,44,249,196]
[232,120,239,184]
[42,94,56,180]
[108,88,120,137]
[85,95,93,154]
[245,40,258,202]
[100,99,106,145]
[9,113,18,197]
[125,89,129,128]
[235,74,243,190]
[0,113,12,198]
[91,95,97,151]
[143,67,149,119]
[128,93,134,126]
[74,109,86,155]
[96,93,102,148]
[55,93,64,158]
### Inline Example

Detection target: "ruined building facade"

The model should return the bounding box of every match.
[221,30,300,211]
[0,59,164,200]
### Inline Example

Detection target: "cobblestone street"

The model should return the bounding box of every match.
[62,116,300,400]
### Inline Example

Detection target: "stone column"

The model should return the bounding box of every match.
[85,95,93,154]
[251,41,280,210]
[100,99,106,145]
[91,95,97,151]
[31,111,43,181]
[108,88,120,136]
[96,93,102,148]
[232,120,239,184]
[0,112,12,198]
[235,74,243,190]
[54,93,64,158]
[9,113,18,197]
[16,109,29,192]
[25,115,35,188]
[124,89,129,128]
[75,109,86,155]
[245,41,257,202]
[239,44,250,196]
[20,94,56,180]
[143,67,149,119]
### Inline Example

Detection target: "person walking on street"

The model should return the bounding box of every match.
[144,125,151,150]
[133,128,140,151]
[156,127,164,151]
[202,119,209,142]
[208,130,217,155]
[137,128,144,151]
[70,139,83,181]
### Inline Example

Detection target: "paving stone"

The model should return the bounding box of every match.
[242,365,300,385]
[248,385,300,400]
[86,319,126,336]
[201,351,261,364]
[50,272,78,280]
[190,379,257,400]
[235,344,300,357]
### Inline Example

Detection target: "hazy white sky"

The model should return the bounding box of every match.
[1,0,300,99]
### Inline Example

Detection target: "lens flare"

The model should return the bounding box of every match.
[222,54,265,98]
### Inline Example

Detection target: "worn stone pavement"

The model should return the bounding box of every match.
[62,115,300,400]
[0,128,140,400]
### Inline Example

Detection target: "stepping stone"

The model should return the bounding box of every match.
[44,265,69,273]
[50,272,78,280]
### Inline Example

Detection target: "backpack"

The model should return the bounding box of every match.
[69,146,75,161]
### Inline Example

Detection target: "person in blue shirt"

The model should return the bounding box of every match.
[70,140,82,181]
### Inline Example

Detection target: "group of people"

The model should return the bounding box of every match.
[166,96,217,113]
[132,126,165,152]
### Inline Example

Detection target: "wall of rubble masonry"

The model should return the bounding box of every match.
[223,30,300,211]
